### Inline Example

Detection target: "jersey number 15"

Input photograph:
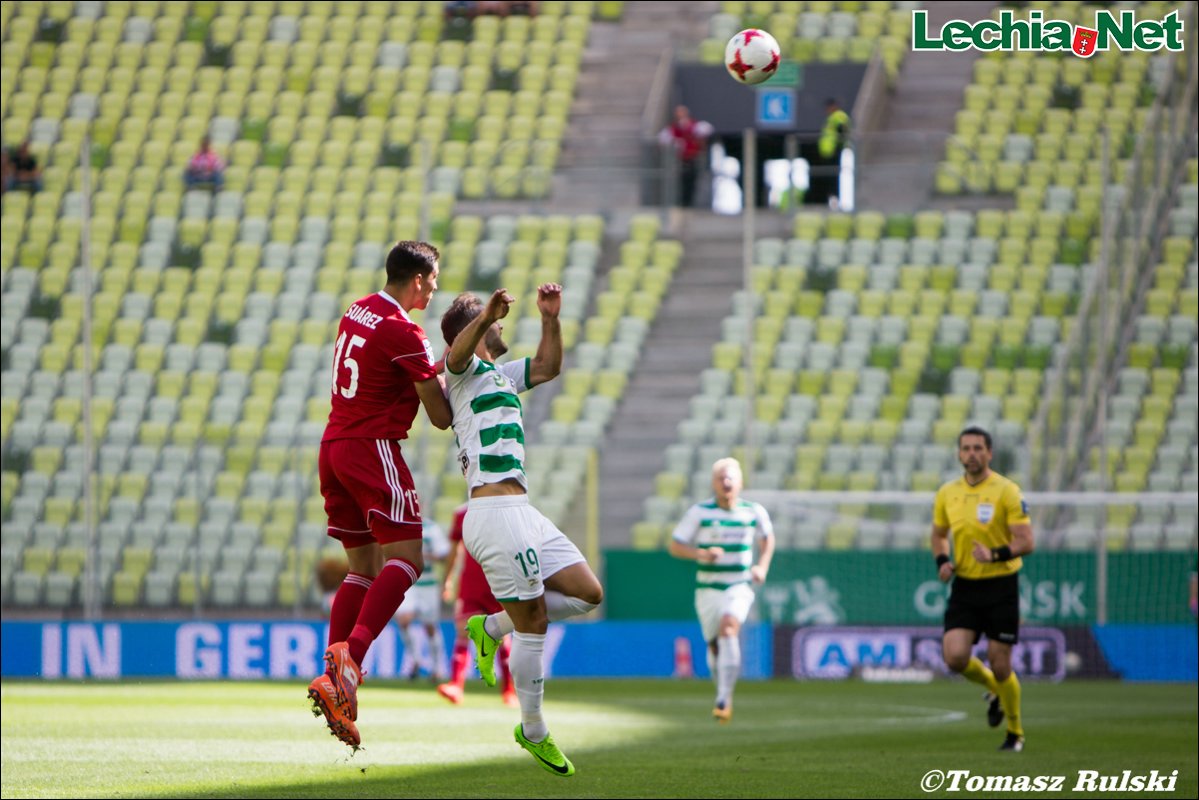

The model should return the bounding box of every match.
[332,332,366,399]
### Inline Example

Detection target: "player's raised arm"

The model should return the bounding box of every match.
[446,288,513,374]
[528,283,563,387]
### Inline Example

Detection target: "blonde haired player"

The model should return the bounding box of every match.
[669,457,775,723]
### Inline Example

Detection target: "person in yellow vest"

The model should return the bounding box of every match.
[931,426,1035,752]
[815,98,850,207]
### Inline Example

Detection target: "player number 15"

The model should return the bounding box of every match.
[332,332,366,399]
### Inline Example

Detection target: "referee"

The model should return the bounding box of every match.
[931,426,1035,752]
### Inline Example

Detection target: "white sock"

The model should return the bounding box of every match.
[484,612,515,639]
[427,624,448,678]
[544,590,598,621]
[716,634,740,705]
[510,631,548,742]
[397,624,417,675]
[706,646,716,680]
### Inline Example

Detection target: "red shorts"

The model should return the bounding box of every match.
[319,438,424,546]
[454,557,502,617]
[455,590,503,619]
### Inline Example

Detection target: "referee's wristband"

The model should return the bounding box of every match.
[935,554,951,569]
[990,545,1015,562]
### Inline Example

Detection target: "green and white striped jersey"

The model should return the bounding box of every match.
[445,354,531,491]
[671,499,774,588]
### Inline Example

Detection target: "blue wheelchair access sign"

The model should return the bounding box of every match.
[756,89,795,127]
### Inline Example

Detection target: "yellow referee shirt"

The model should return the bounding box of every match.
[933,471,1029,579]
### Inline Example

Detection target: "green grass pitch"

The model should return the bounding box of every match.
[2,679,1195,798]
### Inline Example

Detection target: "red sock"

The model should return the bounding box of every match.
[499,637,514,693]
[450,635,471,688]
[347,558,420,665]
[328,572,373,648]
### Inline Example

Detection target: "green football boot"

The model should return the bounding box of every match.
[466,615,498,687]
[514,724,575,777]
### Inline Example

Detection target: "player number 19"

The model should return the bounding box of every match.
[514,548,540,578]
[332,332,366,399]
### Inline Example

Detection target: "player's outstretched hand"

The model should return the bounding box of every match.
[485,288,515,322]
[536,283,562,319]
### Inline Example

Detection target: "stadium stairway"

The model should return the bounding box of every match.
[598,209,792,544]
[551,1,714,212]
[855,0,995,213]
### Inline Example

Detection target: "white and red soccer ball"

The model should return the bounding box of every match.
[725,28,781,85]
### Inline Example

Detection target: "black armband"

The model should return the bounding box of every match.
[990,545,1015,562]
[935,554,951,569]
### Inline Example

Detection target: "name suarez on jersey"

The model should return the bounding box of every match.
[345,303,384,329]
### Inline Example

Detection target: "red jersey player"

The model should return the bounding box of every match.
[437,504,518,707]
[308,241,453,750]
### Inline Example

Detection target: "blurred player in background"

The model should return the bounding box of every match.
[307,241,453,750]
[394,518,452,682]
[438,503,518,707]
[441,284,603,777]
[932,426,1035,753]
[670,457,774,724]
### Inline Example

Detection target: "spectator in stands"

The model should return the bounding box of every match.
[659,105,714,208]
[450,1,538,17]
[444,1,479,18]
[184,136,225,191]
[502,0,538,15]
[0,149,12,195]
[6,141,42,193]
[814,98,851,208]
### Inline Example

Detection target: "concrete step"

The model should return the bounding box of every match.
[853,2,997,214]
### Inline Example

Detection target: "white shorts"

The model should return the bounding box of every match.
[695,583,756,642]
[396,583,441,625]
[463,494,586,603]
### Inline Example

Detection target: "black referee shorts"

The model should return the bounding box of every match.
[944,573,1020,645]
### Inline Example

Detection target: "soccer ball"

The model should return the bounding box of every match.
[725,28,781,85]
